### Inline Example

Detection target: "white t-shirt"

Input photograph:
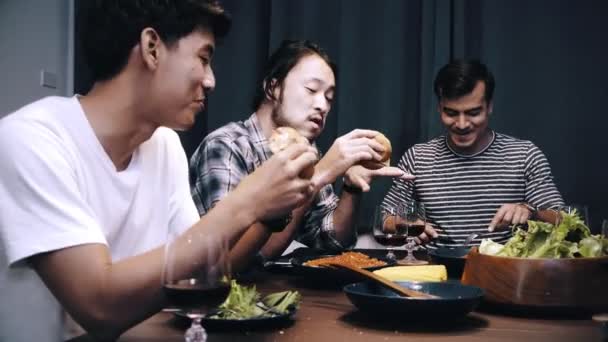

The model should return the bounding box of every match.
[0,96,199,341]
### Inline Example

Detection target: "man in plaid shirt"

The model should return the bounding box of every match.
[190,40,411,269]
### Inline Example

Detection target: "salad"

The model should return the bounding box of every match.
[208,280,300,320]
[480,211,608,258]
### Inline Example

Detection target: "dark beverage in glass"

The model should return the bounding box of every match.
[374,234,408,247]
[398,200,428,265]
[407,224,425,237]
[162,232,231,342]
[164,282,230,311]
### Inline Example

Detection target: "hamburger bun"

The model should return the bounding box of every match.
[268,127,315,179]
[360,133,392,169]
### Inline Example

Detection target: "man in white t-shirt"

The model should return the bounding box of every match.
[0,1,317,341]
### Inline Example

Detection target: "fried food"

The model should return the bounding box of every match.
[303,251,386,268]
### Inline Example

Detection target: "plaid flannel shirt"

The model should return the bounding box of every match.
[189,113,350,252]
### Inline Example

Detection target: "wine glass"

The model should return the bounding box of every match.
[372,205,407,260]
[162,230,231,342]
[399,200,429,265]
[557,204,589,226]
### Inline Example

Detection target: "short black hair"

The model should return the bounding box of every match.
[83,0,231,82]
[251,40,337,111]
[434,59,495,103]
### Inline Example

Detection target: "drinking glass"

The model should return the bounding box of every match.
[372,205,407,260]
[399,200,428,265]
[162,230,231,342]
[558,204,589,226]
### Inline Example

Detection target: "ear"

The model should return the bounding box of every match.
[140,27,162,71]
[488,101,494,115]
[264,78,280,102]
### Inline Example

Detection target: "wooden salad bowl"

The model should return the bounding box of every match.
[461,247,608,313]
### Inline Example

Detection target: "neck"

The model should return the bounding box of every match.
[447,129,494,156]
[79,76,158,171]
[255,102,278,140]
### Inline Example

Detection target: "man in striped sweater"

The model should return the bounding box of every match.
[382,60,564,248]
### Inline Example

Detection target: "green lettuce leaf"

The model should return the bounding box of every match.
[579,236,603,257]
[210,280,301,319]
[483,210,605,259]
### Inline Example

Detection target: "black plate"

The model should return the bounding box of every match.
[343,280,483,320]
[174,306,296,331]
[290,254,393,285]
[428,247,470,279]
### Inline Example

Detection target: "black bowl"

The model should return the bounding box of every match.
[427,247,470,279]
[343,280,483,320]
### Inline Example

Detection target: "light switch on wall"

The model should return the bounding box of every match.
[40,70,57,89]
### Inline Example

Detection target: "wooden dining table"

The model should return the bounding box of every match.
[116,249,603,342]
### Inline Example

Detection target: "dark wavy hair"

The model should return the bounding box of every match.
[83,0,231,82]
[251,40,337,111]
[434,59,495,103]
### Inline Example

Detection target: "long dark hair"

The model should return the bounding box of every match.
[251,40,337,111]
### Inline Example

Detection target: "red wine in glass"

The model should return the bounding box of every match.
[374,234,408,247]
[162,232,231,342]
[163,281,230,311]
[407,224,425,237]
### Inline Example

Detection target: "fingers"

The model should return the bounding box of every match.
[418,232,430,243]
[424,223,439,239]
[501,209,514,228]
[344,169,371,192]
[293,183,316,207]
[348,137,387,158]
[370,166,413,180]
[352,176,370,192]
[489,204,530,232]
[286,149,318,177]
[513,205,531,225]
[280,143,317,160]
[488,206,507,232]
[345,129,381,139]
[348,143,383,161]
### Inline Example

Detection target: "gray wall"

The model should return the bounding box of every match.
[0,0,73,117]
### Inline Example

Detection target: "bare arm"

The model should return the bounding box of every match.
[258,199,314,260]
[31,194,256,340]
[488,204,561,231]
[30,144,317,339]
[228,197,315,272]
[331,165,414,245]
[330,189,361,245]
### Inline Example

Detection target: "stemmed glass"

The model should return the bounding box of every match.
[162,230,231,342]
[372,205,407,260]
[558,204,589,226]
[399,200,428,265]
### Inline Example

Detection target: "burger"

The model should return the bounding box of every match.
[268,127,315,179]
[360,133,392,169]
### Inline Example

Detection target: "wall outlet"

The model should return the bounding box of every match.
[40,70,57,89]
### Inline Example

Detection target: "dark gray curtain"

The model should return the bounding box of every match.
[76,0,608,233]
[455,0,608,232]
[185,0,449,231]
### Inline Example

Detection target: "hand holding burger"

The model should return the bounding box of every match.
[359,132,392,169]
[268,127,315,179]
